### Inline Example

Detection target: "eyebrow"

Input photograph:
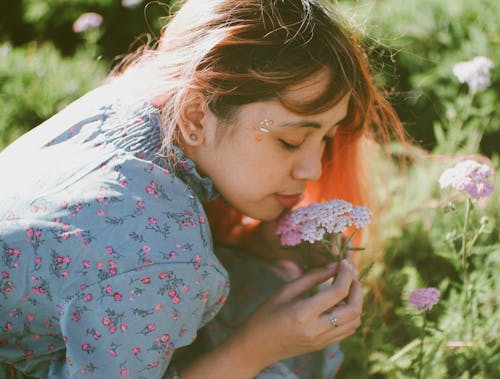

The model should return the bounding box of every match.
[276,115,347,129]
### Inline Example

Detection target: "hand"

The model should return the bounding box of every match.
[233,260,362,367]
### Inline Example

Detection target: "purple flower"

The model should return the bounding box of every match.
[452,56,494,92]
[72,12,103,33]
[439,160,494,199]
[409,288,440,312]
[275,199,372,246]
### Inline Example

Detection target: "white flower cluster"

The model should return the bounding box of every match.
[439,160,494,199]
[452,56,494,92]
[275,199,372,246]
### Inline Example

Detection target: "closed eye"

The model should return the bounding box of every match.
[278,139,301,151]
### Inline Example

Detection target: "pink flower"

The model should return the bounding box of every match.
[275,199,372,246]
[439,160,494,199]
[132,347,141,355]
[146,323,156,332]
[72,12,103,33]
[409,287,440,312]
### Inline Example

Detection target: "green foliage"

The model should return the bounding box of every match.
[0,42,106,148]
[339,0,500,155]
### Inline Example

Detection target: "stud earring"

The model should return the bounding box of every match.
[189,133,198,142]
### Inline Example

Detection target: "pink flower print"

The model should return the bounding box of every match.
[163,169,170,175]
[149,361,159,368]
[5,321,13,330]
[120,367,130,376]
[113,292,123,301]
[27,314,35,323]
[118,180,128,187]
[169,251,177,259]
[140,277,151,284]
[109,267,117,276]
[24,350,33,357]
[158,272,168,280]
[26,228,34,237]
[154,304,164,311]
[48,344,55,351]
[135,200,145,209]
[105,246,114,255]
[82,260,90,269]
[72,311,81,322]
[34,256,42,265]
[97,209,105,217]
[60,202,68,210]
[179,328,187,337]
[194,254,201,262]
[75,228,82,237]
[148,217,158,225]
[2,272,9,279]
[105,284,113,294]
[97,262,104,270]
[182,285,189,293]
[81,342,91,352]
[160,334,170,343]
[142,245,151,254]
[132,347,141,356]
[108,324,117,334]
[198,213,206,224]
[168,290,177,298]
[84,294,93,302]
[120,323,128,332]
[109,348,117,357]
[147,323,156,332]
[93,330,101,341]
[60,231,70,240]
[102,317,111,326]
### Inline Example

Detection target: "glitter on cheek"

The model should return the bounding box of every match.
[249,119,274,142]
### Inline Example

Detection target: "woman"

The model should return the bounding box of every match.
[0,0,403,378]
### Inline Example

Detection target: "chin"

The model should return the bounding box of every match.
[243,206,284,222]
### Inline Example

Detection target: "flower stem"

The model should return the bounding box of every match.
[460,196,473,338]
[417,313,427,379]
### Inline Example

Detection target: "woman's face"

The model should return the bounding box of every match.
[190,71,350,221]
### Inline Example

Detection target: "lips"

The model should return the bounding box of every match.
[274,193,303,208]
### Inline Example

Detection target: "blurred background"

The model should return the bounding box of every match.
[1,1,498,378]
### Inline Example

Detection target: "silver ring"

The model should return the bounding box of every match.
[328,313,338,328]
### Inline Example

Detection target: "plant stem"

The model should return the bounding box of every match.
[460,197,472,336]
[417,313,427,379]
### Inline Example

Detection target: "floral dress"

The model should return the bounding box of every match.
[0,84,343,379]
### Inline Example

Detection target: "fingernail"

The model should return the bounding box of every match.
[327,262,337,270]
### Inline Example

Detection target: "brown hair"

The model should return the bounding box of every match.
[113,0,405,244]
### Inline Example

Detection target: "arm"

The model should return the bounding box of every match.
[179,260,361,379]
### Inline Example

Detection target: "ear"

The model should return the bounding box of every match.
[177,92,209,147]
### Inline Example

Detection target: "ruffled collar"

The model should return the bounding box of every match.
[100,96,219,203]
[169,145,220,203]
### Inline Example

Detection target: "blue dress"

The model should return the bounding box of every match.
[0,84,343,378]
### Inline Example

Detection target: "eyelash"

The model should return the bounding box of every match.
[278,136,333,151]
[278,139,301,151]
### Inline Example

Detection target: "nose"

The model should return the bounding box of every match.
[291,147,323,182]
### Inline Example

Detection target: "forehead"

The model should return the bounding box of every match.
[281,69,332,105]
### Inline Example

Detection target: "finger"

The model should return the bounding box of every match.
[321,316,361,343]
[319,279,363,326]
[276,264,338,302]
[302,260,355,313]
